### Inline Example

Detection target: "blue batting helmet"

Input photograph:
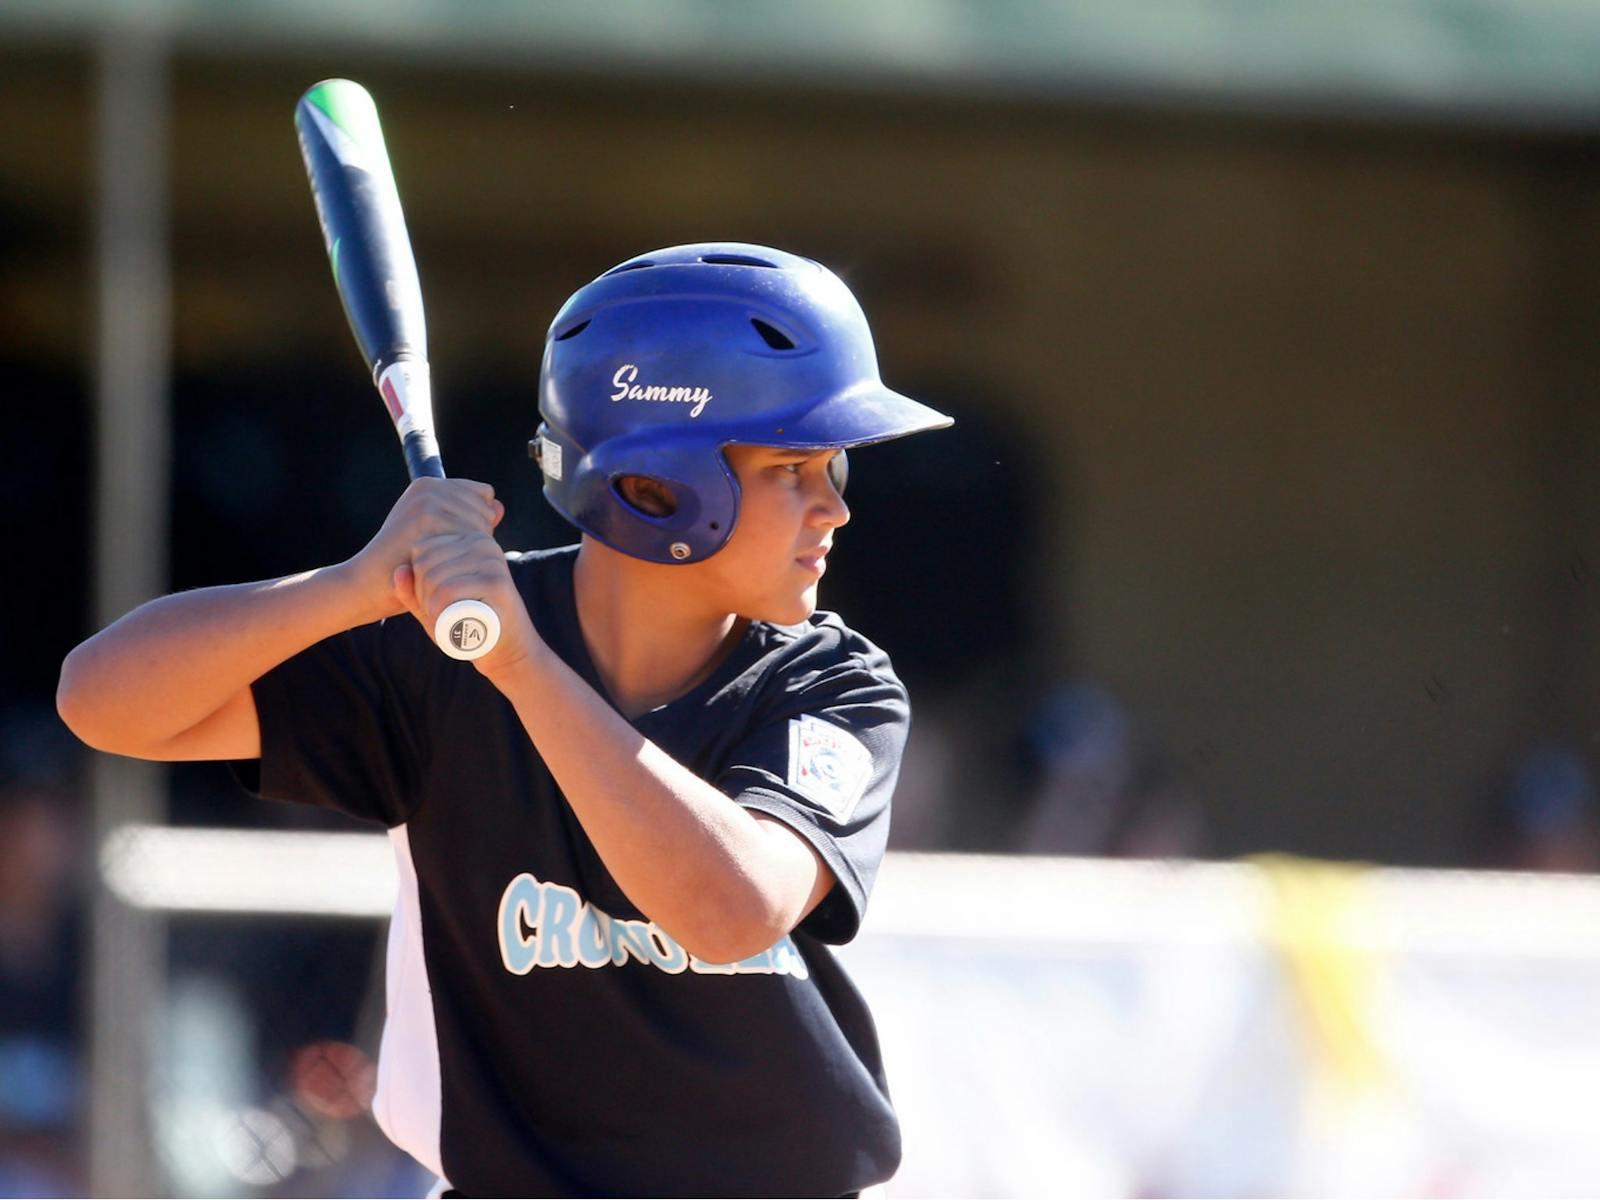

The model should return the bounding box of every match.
[531,242,953,564]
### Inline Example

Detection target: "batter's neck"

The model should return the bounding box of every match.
[571,543,746,718]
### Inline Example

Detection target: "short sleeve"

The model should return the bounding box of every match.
[229,616,431,827]
[714,644,909,945]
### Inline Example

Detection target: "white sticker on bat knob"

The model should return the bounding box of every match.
[435,600,500,661]
[452,618,487,651]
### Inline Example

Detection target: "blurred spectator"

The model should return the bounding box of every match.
[1477,745,1600,873]
[0,710,87,1197]
[1015,682,1206,859]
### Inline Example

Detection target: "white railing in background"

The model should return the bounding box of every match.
[102,824,1600,1197]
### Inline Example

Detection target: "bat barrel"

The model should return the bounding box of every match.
[295,80,427,379]
[297,79,499,663]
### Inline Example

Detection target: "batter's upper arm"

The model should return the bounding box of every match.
[140,686,262,762]
[751,811,839,923]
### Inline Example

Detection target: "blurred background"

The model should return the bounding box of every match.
[6,0,1600,1195]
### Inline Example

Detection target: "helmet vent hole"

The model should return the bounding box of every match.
[701,253,778,268]
[750,318,796,351]
[604,260,655,276]
[553,319,591,341]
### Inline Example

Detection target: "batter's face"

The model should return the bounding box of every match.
[695,444,850,625]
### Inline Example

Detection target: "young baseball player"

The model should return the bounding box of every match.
[58,244,951,1196]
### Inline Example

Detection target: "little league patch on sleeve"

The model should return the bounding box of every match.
[787,714,872,822]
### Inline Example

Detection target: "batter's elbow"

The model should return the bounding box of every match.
[56,649,93,745]
[678,928,773,968]
[56,643,117,753]
[675,899,791,966]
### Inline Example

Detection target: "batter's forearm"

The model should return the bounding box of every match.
[485,647,821,964]
[57,564,379,757]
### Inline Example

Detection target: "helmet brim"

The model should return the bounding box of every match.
[734,384,954,451]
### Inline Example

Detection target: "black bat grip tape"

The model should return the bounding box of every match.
[402,430,445,481]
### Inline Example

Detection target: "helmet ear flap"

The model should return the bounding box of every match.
[541,424,740,563]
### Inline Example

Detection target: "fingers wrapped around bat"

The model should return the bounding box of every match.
[396,476,504,536]
[407,531,515,629]
[348,479,506,625]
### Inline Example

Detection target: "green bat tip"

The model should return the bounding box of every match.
[302,78,383,147]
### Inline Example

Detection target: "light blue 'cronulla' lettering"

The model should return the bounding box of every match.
[496,872,810,980]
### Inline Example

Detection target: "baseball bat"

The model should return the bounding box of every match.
[294,79,500,661]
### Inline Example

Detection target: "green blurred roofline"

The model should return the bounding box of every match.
[5,0,1600,130]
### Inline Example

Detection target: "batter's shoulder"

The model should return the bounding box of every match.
[756,609,902,687]
[504,543,579,593]
[504,543,580,576]
[501,545,583,649]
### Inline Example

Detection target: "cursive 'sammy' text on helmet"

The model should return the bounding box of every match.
[610,364,713,418]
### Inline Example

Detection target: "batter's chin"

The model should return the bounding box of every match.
[744,589,820,627]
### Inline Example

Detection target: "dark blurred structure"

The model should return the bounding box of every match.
[9,17,1600,865]
[1476,744,1600,873]
[0,712,87,1198]
[15,30,1600,868]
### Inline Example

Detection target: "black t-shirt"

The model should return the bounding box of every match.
[234,545,906,1197]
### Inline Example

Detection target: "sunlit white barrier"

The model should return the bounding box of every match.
[101,827,1600,1197]
[102,825,395,917]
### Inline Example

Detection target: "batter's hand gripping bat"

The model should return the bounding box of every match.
[294,78,500,661]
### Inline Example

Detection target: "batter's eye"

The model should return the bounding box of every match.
[827,450,849,495]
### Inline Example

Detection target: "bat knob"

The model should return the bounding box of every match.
[434,599,501,661]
